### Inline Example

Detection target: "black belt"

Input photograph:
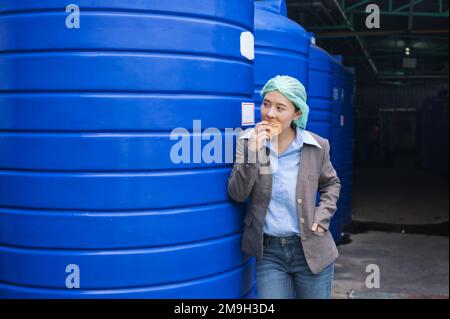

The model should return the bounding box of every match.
[263,233,300,246]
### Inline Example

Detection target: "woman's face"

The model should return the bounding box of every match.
[261,90,301,132]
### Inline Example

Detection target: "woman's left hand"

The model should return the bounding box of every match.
[311,223,326,233]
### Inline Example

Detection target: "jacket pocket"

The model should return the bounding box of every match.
[312,229,327,237]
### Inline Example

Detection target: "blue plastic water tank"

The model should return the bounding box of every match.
[307,37,344,243]
[307,39,333,141]
[329,55,346,243]
[254,0,310,122]
[0,0,255,298]
[342,67,355,226]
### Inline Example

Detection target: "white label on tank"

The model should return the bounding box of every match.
[340,115,345,127]
[333,88,340,101]
[240,32,255,61]
[242,102,255,126]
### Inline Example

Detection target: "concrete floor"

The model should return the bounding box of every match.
[332,163,449,299]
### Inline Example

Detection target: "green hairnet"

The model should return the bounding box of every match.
[260,75,309,129]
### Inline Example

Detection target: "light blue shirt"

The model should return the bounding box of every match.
[263,127,304,237]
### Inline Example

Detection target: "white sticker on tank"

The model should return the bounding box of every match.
[340,115,345,127]
[240,32,255,61]
[242,102,255,126]
[333,88,340,101]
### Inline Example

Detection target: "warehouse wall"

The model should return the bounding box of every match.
[355,84,449,110]
[353,85,449,173]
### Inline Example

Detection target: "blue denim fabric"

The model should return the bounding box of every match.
[256,234,334,299]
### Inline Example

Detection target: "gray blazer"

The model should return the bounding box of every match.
[227,128,341,274]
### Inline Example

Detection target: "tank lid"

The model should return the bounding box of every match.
[255,0,288,16]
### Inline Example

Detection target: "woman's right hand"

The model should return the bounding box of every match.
[248,121,272,152]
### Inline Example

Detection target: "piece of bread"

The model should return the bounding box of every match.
[266,119,283,137]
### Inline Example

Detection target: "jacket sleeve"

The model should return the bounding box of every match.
[314,139,341,230]
[227,136,261,203]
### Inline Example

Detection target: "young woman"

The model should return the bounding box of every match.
[227,75,341,299]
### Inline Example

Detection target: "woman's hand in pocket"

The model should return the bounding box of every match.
[311,223,326,233]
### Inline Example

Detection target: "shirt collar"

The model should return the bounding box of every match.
[294,126,304,148]
[300,128,322,149]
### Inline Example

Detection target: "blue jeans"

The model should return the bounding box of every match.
[256,234,334,299]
